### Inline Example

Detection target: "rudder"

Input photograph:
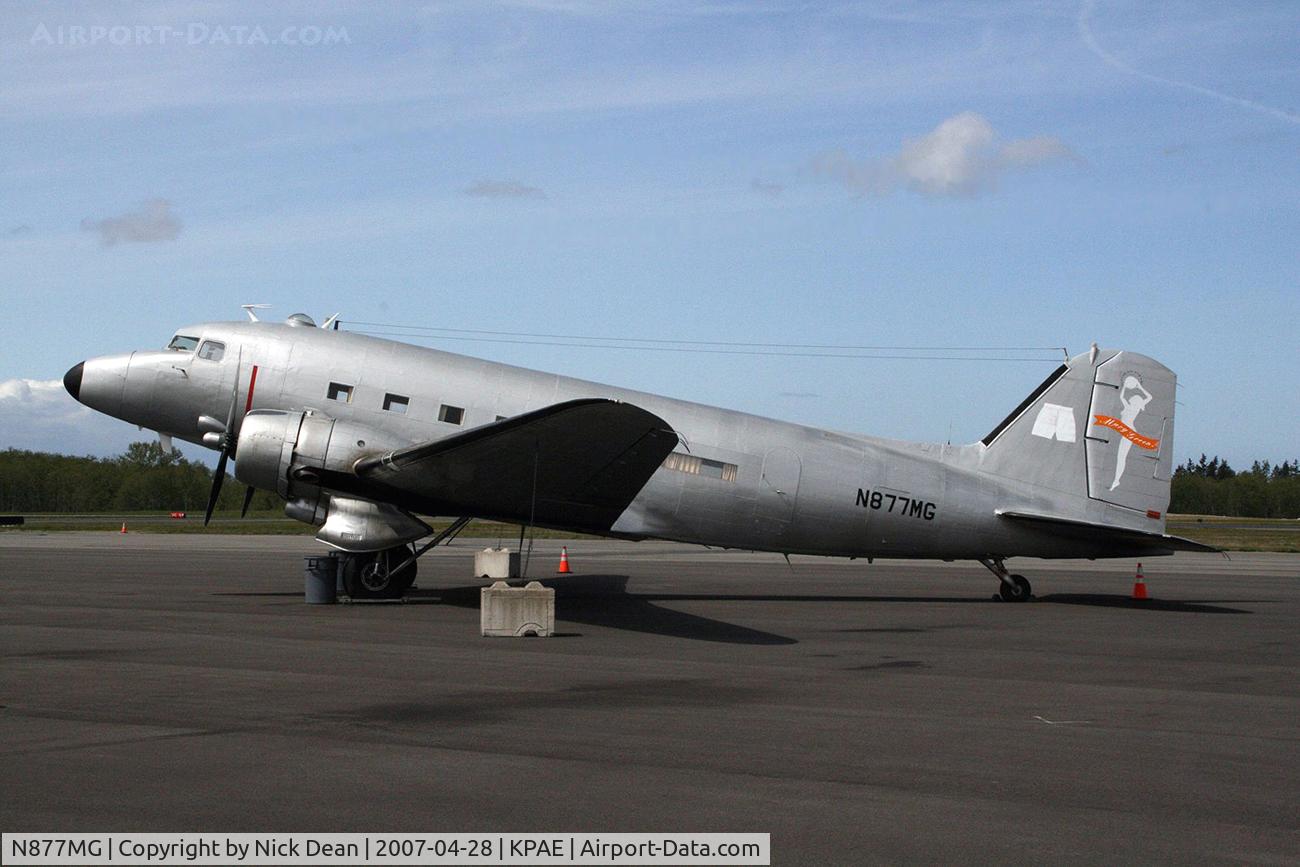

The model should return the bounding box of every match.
[1084,351,1176,516]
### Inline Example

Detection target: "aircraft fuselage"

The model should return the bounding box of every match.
[66,320,1182,562]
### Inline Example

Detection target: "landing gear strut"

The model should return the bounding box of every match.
[979,558,1033,602]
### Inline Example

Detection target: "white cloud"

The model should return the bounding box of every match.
[814,112,1079,198]
[80,199,182,246]
[1,378,74,409]
[1,378,96,454]
[0,377,159,458]
[463,180,547,199]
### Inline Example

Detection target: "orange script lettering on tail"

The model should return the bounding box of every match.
[1093,415,1160,450]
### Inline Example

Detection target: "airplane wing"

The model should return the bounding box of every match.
[348,398,678,532]
[996,510,1222,554]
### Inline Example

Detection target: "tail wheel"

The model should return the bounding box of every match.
[342,548,417,599]
[999,574,1032,602]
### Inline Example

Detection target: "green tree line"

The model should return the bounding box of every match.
[1169,455,1300,518]
[0,442,281,513]
[1,443,1298,518]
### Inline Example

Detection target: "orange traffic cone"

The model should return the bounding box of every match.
[557,546,571,574]
[1131,563,1148,600]
[120,522,128,534]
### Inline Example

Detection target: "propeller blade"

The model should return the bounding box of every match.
[204,450,229,527]
[221,351,243,443]
[240,485,256,518]
[204,349,246,529]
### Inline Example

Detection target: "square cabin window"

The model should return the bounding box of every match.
[662,451,738,482]
[439,404,464,425]
[383,393,409,414]
[197,340,225,362]
[327,382,353,403]
[698,458,727,480]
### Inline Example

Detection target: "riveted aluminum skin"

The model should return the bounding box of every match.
[316,497,432,552]
[67,318,1212,562]
[233,410,304,498]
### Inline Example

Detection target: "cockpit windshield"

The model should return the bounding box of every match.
[167,334,200,352]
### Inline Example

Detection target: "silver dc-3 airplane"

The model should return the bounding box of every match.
[64,310,1214,600]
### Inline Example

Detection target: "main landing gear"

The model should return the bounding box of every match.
[340,547,418,600]
[979,558,1033,602]
[337,516,473,601]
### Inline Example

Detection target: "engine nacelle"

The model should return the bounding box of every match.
[233,409,400,521]
[234,410,432,550]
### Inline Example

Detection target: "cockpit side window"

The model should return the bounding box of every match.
[197,340,226,362]
[167,335,200,352]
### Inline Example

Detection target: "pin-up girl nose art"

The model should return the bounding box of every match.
[1103,375,1155,490]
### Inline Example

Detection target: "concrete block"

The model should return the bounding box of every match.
[480,580,555,637]
[474,547,520,579]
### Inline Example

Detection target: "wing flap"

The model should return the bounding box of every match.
[354,398,678,531]
[997,509,1221,554]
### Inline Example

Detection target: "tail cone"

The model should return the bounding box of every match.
[1132,563,1148,600]
[557,546,571,574]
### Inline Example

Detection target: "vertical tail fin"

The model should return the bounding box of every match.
[978,347,1177,525]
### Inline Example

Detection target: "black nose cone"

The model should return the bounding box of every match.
[63,361,84,401]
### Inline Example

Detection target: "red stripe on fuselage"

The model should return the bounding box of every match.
[245,365,259,413]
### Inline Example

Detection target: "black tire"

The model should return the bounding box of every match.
[390,566,417,596]
[999,574,1032,602]
[341,548,416,599]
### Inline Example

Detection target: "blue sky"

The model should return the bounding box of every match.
[1,1,1296,467]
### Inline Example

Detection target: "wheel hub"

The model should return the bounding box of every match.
[359,558,391,591]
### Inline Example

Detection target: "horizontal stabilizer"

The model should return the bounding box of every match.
[354,398,678,531]
[996,510,1221,554]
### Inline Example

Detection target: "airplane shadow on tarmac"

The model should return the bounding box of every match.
[633,592,1254,615]
[216,579,1251,642]
[1035,594,1251,614]
[410,574,799,645]
[517,581,1255,616]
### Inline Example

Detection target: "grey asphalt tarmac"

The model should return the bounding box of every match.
[2,534,1297,865]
